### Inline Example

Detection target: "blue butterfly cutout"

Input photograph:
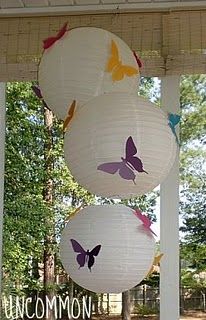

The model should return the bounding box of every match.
[168,113,181,146]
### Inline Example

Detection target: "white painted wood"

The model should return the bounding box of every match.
[102,0,126,3]
[75,0,100,4]
[23,0,49,7]
[48,0,74,5]
[160,76,180,320]
[0,0,23,8]
[153,0,177,2]
[1,1,206,15]
[0,83,6,303]
[127,0,151,2]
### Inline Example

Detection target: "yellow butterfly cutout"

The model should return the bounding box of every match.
[65,205,82,223]
[63,100,76,132]
[147,253,164,277]
[106,40,139,81]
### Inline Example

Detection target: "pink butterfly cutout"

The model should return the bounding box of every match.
[133,51,143,68]
[134,208,156,236]
[43,22,68,50]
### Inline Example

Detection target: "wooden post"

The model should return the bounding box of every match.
[160,76,180,320]
[122,290,131,320]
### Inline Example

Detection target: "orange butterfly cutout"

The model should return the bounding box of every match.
[69,205,82,220]
[65,205,82,223]
[106,40,139,81]
[147,253,164,277]
[63,100,76,132]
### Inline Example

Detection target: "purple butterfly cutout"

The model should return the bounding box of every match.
[70,239,101,272]
[31,85,51,110]
[97,136,148,183]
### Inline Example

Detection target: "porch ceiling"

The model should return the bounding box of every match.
[0,2,206,81]
[1,1,206,16]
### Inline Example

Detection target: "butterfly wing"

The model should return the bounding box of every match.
[90,245,101,256]
[32,85,50,110]
[125,136,137,158]
[128,156,148,173]
[43,22,68,49]
[70,239,87,269]
[87,245,101,271]
[168,113,181,145]
[148,227,157,237]
[63,100,76,132]
[168,113,181,126]
[70,239,85,253]
[133,51,142,68]
[139,213,152,228]
[68,100,76,118]
[135,210,156,236]
[154,253,164,266]
[43,37,56,50]
[147,254,163,277]
[125,137,148,173]
[168,122,180,146]
[111,65,138,81]
[106,40,120,72]
[119,163,136,181]
[32,85,42,99]
[140,215,156,235]
[87,255,95,271]
[122,65,138,76]
[112,67,125,81]
[76,253,86,268]
[107,40,137,81]
[97,162,122,174]
[56,22,68,40]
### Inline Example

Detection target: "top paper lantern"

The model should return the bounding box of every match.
[64,93,177,199]
[38,26,140,120]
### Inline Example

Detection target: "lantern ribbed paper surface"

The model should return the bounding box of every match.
[39,27,140,120]
[64,93,177,199]
[60,205,155,293]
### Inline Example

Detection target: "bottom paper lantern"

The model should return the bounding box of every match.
[60,204,155,293]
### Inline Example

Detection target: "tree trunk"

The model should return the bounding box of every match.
[69,277,74,320]
[43,107,55,320]
[122,290,131,320]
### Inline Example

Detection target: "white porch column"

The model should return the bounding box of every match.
[0,82,6,297]
[160,76,180,320]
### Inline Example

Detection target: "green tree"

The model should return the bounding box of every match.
[4,82,47,292]
[3,82,95,303]
[179,75,206,288]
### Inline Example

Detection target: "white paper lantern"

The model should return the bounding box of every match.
[60,204,155,293]
[64,93,177,199]
[38,27,140,120]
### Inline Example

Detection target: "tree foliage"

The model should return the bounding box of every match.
[179,75,206,280]
[3,82,95,296]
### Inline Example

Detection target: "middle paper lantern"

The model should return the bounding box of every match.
[60,204,155,293]
[64,93,177,199]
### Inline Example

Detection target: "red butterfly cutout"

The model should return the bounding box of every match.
[43,22,68,50]
[133,51,143,68]
[134,208,156,236]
